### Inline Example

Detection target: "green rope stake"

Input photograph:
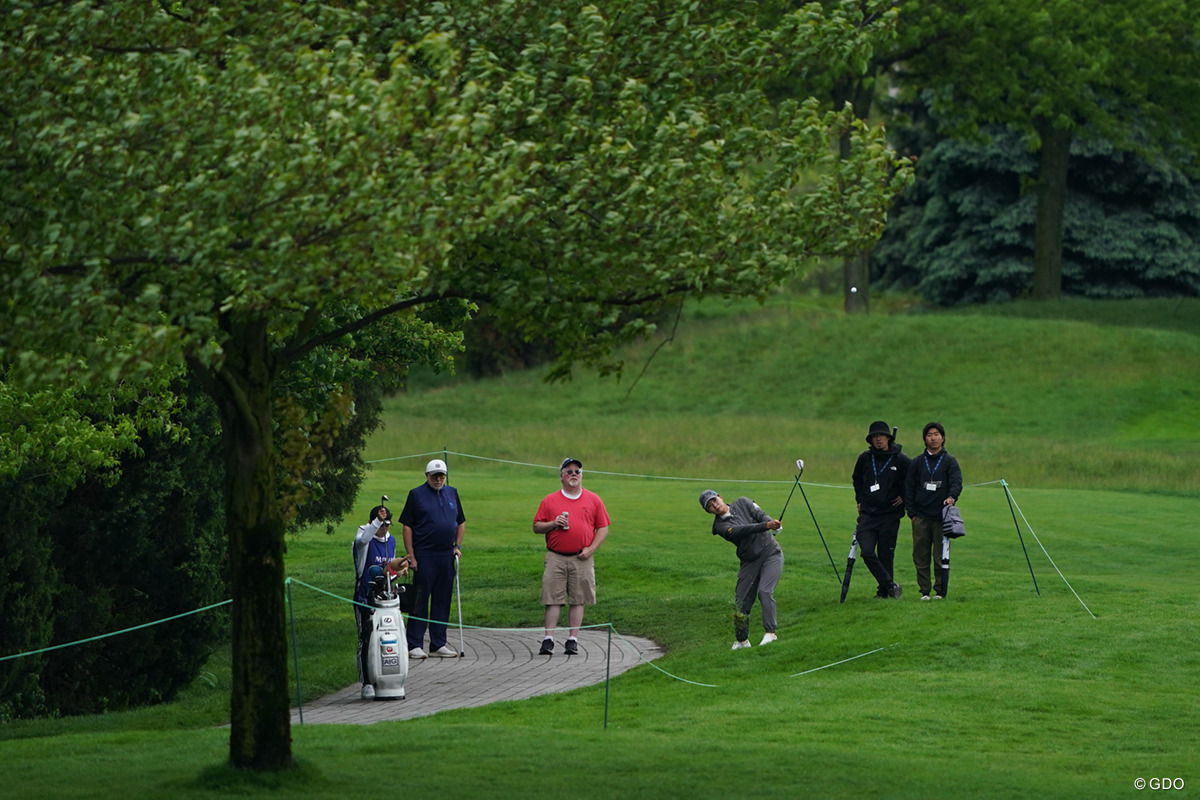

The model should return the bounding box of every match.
[1002,480,1040,595]
[604,614,613,730]
[287,579,305,724]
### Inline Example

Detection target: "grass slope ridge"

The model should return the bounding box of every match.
[374,297,1200,494]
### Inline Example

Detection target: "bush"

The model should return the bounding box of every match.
[35,391,228,715]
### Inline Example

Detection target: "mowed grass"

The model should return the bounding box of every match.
[2,296,1198,799]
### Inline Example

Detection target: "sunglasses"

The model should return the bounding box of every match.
[563,469,582,475]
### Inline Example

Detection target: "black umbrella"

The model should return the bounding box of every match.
[839,533,859,603]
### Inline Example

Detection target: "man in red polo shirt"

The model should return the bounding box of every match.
[532,458,611,656]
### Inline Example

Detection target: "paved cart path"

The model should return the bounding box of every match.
[291,627,664,725]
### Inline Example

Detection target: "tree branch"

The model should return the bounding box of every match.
[277,289,481,367]
[624,297,684,398]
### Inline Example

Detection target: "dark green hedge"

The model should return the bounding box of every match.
[0,389,227,719]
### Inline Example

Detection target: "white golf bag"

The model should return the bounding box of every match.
[365,572,408,700]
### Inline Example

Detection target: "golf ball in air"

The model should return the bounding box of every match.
[850,286,858,293]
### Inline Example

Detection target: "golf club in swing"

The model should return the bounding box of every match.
[787,459,842,583]
[776,459,805,524]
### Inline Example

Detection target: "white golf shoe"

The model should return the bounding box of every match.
[731,640,752,650]
[759,632,778,646]
[408,647,428,659]
[360,684,375,700]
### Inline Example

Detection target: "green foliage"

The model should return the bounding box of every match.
[0,366,185,487]
[0,481,56,721]
[287,374,387,534]
[0,368,190,718]
[903,0,1200,156]
[1,384,227,718]
[874,127,1200,305]
[0,0,909,384]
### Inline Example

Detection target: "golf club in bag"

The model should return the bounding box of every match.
[454,554,465,657]
[839,534,859,603]
[364,564,408,700]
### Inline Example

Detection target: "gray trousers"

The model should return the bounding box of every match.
[734,547,784,641]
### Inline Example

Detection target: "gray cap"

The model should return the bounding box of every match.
[699,489,720,511]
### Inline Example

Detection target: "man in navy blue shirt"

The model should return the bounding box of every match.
[400,459,465,658]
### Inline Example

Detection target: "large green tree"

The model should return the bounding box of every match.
[1,1,908,769]
[898,0,1200,300]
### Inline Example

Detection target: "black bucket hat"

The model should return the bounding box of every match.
[866,420,893,443]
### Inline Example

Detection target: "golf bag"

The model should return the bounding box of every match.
[364,571,408,700]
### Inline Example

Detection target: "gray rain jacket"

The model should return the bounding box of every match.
[711,497,782,563]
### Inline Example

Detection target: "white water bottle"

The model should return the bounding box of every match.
[562,511,569,530]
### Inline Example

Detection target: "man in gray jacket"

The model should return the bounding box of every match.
[700,490,784,650]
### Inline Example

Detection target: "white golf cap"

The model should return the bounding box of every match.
[425,459,448,475]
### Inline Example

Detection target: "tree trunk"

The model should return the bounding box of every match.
[843,250,870,314]
[834,71,877,315]
[209,318,293,771]
[1032,121,1070,301]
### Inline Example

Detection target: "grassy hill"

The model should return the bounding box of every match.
[3,296,1198,799]
[371,294,1200,494]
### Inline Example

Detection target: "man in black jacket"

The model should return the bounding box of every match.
[904,422,963,600]
[700,490,783,650]
[851,420,910,599]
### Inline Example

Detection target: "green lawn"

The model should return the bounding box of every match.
[2,296,1197,799]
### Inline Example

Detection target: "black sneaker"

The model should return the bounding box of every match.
[889,582,903,599]
[564,639,579,656]
[538,638,554,655]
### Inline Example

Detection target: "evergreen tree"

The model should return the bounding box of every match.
[874,127,1200,304]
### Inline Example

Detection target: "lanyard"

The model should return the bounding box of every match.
[871,454,894,479]
[924,452,944,478]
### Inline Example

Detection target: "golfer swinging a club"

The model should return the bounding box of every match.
[700,490,784,650]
